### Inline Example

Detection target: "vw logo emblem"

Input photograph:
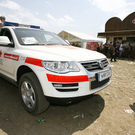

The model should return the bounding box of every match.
[99,61,104,69]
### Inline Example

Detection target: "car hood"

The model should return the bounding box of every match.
[22,45,106,62]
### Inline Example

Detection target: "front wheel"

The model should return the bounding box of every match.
[19,72,50,115]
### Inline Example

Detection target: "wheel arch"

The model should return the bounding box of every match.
[16,65,35,85]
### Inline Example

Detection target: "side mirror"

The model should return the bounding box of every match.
[0,36,11,45]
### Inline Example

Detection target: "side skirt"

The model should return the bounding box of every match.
[0,73,18,87]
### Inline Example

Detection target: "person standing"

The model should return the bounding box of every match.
[110,42,113,57]
[99,43,103,53]
[128,44,132,58]
[97,44,100,52]
[0,16,6,25]
[119,42,124,58]
[107,44,112,58]
[103,43,108,56]
[111,43,117,62]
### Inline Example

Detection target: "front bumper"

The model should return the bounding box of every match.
[45,94,94,105]
[37,61,111,98]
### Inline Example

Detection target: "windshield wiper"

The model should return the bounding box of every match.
[46,43,68,46]
[60,44,69,46]
[22,43,45,45]
[46,43,56,45]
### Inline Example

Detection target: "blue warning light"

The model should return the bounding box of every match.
[3,21,40,29]
[30,25,40,29]
[3,21,18,26]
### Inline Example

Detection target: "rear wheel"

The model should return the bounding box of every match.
[19,72,50,115]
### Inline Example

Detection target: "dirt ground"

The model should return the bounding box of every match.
[0,58,135,135]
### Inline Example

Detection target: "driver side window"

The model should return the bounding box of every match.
[1,29,14,47]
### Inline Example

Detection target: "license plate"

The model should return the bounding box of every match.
[97,70,111,82]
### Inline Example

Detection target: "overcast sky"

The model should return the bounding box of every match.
[0,0,135,42]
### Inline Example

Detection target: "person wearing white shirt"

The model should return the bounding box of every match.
[119,43,123,58]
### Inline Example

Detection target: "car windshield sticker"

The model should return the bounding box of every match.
[21,37,38,44]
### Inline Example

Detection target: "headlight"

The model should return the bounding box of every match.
[42,61,80,73]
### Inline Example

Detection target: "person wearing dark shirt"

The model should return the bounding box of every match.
[97,44,100,52]
[111,43,117,62]
[128,44,132,58]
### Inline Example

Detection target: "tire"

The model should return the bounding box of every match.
[19,72,50,115]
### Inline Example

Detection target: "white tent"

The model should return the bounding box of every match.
[58,30,102,49]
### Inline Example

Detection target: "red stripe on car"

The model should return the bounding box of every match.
[46,74,89,83]
[25,57,43,67]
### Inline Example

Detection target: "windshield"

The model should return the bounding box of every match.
[13,28,69,46]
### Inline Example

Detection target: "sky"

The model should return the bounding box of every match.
[0,0,135,43]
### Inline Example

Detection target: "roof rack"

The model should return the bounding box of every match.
[3,21,40,29]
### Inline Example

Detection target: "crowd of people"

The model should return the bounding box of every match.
[97,42,133,62]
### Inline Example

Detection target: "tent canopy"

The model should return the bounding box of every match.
[58,30,102,43]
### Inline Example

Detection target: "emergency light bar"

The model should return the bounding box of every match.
[3,21,40,29]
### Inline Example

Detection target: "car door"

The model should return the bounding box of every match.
[0,47,3,70]
[0,28,3,70]
[0,28,17,78]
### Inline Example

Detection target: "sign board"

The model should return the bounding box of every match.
[123,36,127,40]
[132,19,135,24]
[86,42,98,51]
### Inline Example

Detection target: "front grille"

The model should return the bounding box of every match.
[52,83,79,92]
[91,78,110,90]
[101,59,109,68]
[81,59,109,71]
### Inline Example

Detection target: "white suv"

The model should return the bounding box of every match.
[0,23,111,115]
